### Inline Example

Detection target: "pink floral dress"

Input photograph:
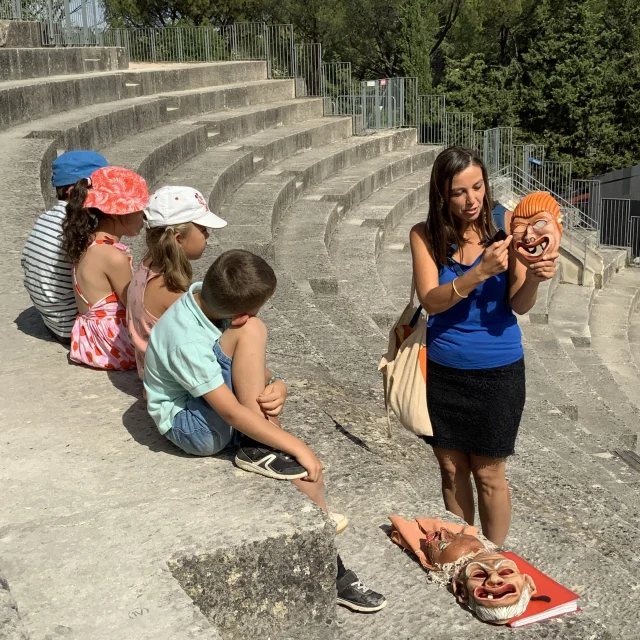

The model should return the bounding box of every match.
[70,238,136,371]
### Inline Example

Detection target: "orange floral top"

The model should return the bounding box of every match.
[70,238,136,370]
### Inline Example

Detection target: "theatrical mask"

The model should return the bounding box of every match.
[510,192,563,265]
[453,552,537,625]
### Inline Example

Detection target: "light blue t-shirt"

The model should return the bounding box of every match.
[144,282,225,434]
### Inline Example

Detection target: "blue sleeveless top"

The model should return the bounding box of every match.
[427,254,523,370]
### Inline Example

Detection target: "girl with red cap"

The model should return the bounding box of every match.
[61,166,149,370]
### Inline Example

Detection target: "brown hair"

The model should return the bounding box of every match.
[144,223,193,293]
[61,178,106,263]
[56,185,73,200]
[425,147,496,267]
[201,250,277,317]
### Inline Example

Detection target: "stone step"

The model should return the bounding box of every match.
[277,146,437,298]
[0,79,299,216]
[0,46,128,82]
[125,116,354,265]
[0,60,270,130]
[191,97,323,144]
[109,115,351,213]
[218,128,417,260]
[328,172,431,333]
[587,267,640,419]
[377,202,427,310]
[549,282,595,347]
[106,121,210,189]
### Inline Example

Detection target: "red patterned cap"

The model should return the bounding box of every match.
[84,166,149,215]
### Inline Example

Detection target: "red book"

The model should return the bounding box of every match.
[502,552,581,628]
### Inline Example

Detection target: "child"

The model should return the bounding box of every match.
[127,185,227,379]
[143,249,387,612]
[61,166,149,370]
[21,150,108,344]
[128,185,292,438]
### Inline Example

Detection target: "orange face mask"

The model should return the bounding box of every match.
[510,192,563,264]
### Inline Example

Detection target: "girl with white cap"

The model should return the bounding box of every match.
[126,185,227,380]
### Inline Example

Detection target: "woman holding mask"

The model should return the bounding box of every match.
[409,147,559,547]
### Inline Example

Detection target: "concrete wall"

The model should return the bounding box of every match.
[595,164,640,200]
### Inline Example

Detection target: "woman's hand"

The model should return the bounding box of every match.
[257,378,288,417]
[526,252,559,283]
[477,235,513,280]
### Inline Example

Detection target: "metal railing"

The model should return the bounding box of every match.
[445,111,474,148]
[417,95,446,145]
[294,42,322,97]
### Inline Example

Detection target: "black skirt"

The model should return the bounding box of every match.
[422,358,525,458]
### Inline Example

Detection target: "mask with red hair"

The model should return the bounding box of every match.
[510,192,563,265]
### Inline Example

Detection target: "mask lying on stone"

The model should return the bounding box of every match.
[453,552,537,625]
[510,192,563,265]
[389,516,494,584]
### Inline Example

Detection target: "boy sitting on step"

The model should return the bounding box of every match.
[143,249,386,613]
[21,150,108,344]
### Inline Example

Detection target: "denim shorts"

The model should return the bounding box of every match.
[165,341,236,456]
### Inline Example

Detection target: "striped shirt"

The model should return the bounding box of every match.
[21,201,78,339]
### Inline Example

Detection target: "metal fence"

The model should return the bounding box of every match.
[359,77,417,130]
[417,95,446,144]
[543,161,572,199]
[445,111,474,148]
[294,42,323,97]
[475,127,513,176]
[569,179,601,230]
[599,199,631,248]
[103,26,236,63]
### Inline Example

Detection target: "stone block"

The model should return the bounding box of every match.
[0,20,41,48]
[169,530,336,639]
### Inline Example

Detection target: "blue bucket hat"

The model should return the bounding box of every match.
[52,150,109,187]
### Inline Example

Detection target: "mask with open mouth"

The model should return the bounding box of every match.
[510,192,563,265]
[453,552,537,624]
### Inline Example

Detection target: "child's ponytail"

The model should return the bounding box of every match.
[145,223,193,293]
[62,178,101,263]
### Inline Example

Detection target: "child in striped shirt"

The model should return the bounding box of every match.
[21,151,108,344]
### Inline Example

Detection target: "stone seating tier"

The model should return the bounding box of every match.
[0,46,128,82]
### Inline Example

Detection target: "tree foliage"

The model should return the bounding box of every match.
[101,0,640,177]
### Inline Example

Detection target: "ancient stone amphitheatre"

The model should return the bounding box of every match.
[1,16,640,640]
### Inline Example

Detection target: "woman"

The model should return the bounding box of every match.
[409,147,557,547]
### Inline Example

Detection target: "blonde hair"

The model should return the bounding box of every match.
[145,223,194,293]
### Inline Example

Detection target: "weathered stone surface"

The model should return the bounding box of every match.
[0,20,40,48]
[0,47,128,82]
[0,572,28,640]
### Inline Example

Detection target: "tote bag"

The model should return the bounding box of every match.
[378,281,432,437]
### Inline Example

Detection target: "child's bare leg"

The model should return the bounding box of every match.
[218,319,328,510]
[292,475,328,512]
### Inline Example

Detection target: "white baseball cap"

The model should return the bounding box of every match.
[144,185,227,229]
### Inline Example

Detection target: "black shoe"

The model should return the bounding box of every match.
[336,570,387,613]
[234,437,308,480]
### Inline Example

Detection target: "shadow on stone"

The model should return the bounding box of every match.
[14,306,58,343]
[119,394,187,456]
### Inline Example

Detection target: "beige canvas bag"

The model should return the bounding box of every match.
[378,281,432,437]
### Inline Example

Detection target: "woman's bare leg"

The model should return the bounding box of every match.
[470,455,510,547]
[432,447,475,525]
